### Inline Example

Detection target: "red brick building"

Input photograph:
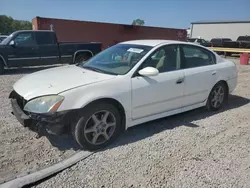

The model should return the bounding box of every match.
[32,16,187,48]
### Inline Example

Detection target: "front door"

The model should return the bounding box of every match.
[180,44,218,107]
[7,32,40,67]
[131,44,185,120]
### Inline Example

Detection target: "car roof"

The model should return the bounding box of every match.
[120,40,187,47]
[11,30,54,35]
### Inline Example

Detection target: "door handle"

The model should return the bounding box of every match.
[176,77,184,84]
[212,71,216,75]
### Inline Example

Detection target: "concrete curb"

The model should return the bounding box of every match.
[0,151,93,188]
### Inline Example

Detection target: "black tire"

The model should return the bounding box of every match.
[0,62,4,75]
[72,102,122,151]
[206,82,228,111]
[74,53,91,64]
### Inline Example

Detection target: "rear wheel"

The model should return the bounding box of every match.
[206,82,228,111]
[72,102,122,150]
[74,53,92,64]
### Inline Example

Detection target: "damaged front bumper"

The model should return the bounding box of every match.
[10,98,72,136]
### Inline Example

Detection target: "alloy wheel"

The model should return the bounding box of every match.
[83,110,116,145]
[211,85,225,108]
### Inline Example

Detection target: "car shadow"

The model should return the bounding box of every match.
[106,94,250,150]
[43,94,249,151]
[3,65,64,75]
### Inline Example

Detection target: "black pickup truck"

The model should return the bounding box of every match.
[0,30,102,74]
[210,38,232,47]
[223,35,250,49]
[187,38,212,47]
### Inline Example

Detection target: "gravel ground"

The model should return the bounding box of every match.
[0,66,79,184]
[35,58,250,188]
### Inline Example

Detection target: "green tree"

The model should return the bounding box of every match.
[0,15,32,35]
[132,19,145,26]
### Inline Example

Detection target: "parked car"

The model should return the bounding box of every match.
[0,30,102,74]
[210,38,234,56]
[223,35,250,49]
[210,38,232,47]
[187,38,212,47]
[9,40,237,150]
[0,35,8,43]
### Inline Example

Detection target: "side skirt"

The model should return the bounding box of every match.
[125,101,207,129]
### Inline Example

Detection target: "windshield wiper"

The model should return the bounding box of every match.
[82,66,118,75]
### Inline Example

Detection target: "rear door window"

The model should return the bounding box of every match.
[35,32,55,45]
[181,44,215,69]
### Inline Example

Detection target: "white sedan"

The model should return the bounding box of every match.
[9,40,237,150]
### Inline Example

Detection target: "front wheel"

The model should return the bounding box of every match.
[206,82,228,111]
[72,102,122,150]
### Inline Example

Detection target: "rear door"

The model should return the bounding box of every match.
[7,32,39,67]
[180,44,218,107]
[35,32,59,65]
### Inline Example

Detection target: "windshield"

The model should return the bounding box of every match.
[0,36,7,43]
[79,44,152,75]
[1,34,13,45]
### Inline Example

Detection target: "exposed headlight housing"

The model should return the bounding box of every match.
[24,95,64,114]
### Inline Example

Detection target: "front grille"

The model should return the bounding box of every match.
[9,90,27,110]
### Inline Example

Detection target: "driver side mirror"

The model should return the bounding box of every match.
[138,67,159,77]
[9,40,16,47]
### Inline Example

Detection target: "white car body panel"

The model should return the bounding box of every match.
[131,70,184,119]
[13,65,116,100]
[182,64,218,107]
[12,40,238,130]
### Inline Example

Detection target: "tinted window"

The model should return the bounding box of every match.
[141,45,180,73]
[14,33,35,46]
[182,45,215,68]
[201,39,207,43]
[223,38,232,42]
[187,38,196,42]
[237,36,250,41]
[36,32,55,45]
[0,37,7,42]
[211,39,221,43]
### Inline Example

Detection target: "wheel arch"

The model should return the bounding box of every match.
[0,54,7,67]
[73,50,93,63]
[217,80,229,92]
[209,79,229,98]
[80,97,126,131]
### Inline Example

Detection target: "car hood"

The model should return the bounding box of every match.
[13,65,116,100]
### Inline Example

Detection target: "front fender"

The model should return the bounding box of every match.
[57,78,132,119]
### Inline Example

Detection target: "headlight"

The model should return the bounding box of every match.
[24,95,64,114]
